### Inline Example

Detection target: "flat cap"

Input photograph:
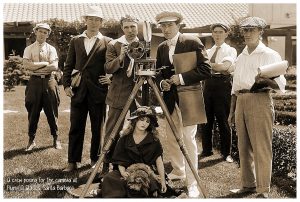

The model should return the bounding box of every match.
[155,11,183,24]
[239,17,267,29]
[33,23,51,33]
[210,23,230,32]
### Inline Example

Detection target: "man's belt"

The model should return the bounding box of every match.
[211,73,231,79]
[31,74,51,79]
[237,88,270,94]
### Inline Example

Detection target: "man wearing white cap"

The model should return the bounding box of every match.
[155,11,211,197]
[228,17,286,198]
[23,23,62,151]
[63,6,112,172]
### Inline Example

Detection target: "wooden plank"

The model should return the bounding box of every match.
[265,29,296,36]
[285,31,292,66]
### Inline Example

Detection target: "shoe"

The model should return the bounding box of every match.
[53,139,62,150]
[225,155,234,163]
[256,192,269,198]
[25,140,36,151]
[199,151,213,158]
[230,187,256,194]
[91,161,97,169]
[168,173,186,180]
[63,163,77,172]
[187,185,200,198]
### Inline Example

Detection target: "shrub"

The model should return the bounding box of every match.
[272,94,296,100]
[272,127,296,180]
[3,56,30,91]
[275,111,296,125]
[213,126,296,182]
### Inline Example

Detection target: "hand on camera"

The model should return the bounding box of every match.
[119,44,128,62]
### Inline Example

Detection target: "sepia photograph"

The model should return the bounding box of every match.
[2,0,297,199]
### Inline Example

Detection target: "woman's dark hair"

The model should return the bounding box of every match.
[122,115,159,138]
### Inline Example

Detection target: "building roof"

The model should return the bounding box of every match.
[3,3,249,29]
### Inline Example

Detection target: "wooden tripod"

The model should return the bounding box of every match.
[79,75,208,198]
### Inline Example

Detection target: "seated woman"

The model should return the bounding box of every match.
[101,106,167,198]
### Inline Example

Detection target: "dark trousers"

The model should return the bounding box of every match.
[202,76,232,157]
[25,76,60,139]
[68,93,105,163]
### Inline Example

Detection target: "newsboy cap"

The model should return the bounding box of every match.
[239,17,267,29]
[82,6,104,19]
[210,23,230,32]
[155,11,183,24]
[33,23,51,34]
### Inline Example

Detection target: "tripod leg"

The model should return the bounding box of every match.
[142,83,150,106]
[147,77,208,198]
[79,77,146,198]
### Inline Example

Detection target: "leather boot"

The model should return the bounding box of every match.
[63,163,77,172]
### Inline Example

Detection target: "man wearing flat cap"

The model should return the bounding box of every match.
[201,23,237,163]
[228,17,286,198]
[23,23,62,151]
[155,11,211,198]
[63,6,112,172]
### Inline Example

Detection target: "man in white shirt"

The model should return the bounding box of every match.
[62,6,112,172]
[228,17,286,198]
[23,23,62,151]
[201,23,237,163]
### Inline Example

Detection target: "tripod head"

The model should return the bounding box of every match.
[126,21,157,77]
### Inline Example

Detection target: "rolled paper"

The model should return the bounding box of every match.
[258,60,289,78]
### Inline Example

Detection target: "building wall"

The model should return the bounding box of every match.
[249,4,296,28]
[248,3,296,65]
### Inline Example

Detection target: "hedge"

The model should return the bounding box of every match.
[275,111,296,125]
[213,126,296,184]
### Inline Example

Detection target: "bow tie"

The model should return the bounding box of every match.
[167,40,176,46]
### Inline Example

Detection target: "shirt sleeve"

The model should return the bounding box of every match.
[263,51,286,93]
[49,46,58,63]
[220,47,237,64]
[23,47,31,60]
[179,74,185,85]
[274,75,287,93]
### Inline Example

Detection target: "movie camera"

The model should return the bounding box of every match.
[126,21,157,76]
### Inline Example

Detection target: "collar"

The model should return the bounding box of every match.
[212,42,228,50]
[242,41,266,55]
[35,41,46,47]
[78,30,103,39]
[127,132,155,147]
[167,32,180,46]
[116,35,139,45]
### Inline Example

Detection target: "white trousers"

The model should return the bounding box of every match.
[165,104,198,187]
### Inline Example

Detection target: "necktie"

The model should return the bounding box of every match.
[39,44,47,62]
[210,46,220,63]
[167,40,176,64]
[39,44,43,62]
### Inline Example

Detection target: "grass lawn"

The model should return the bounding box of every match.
[3,85,295,198]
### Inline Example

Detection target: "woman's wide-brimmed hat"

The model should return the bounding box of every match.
[128,106,158,127]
